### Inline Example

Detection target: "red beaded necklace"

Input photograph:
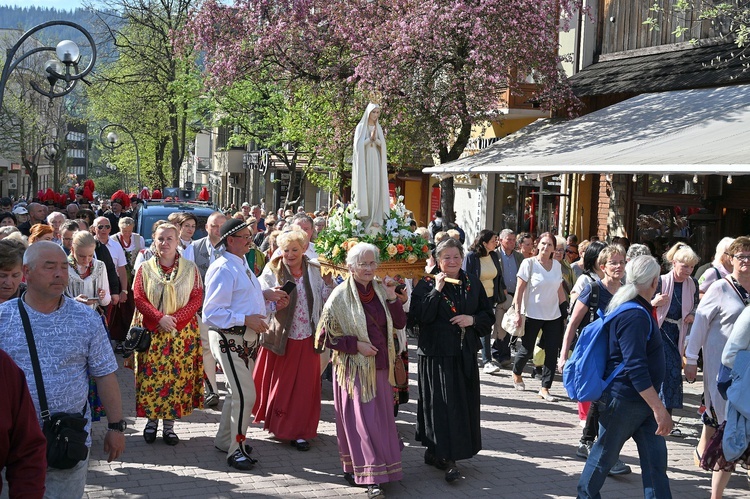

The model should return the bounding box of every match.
[358,283,376,303]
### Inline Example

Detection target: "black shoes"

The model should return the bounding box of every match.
[291,439,310,451]
[444,461,462,483]
[227,449,257,471]
[343,472,357,487]
[143,421,157,444]
[163,429,179,446]
[424,449,449,470]
[205,392,219,408]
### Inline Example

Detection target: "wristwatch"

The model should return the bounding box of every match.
[107,420,127,432]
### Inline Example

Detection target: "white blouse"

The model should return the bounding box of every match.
[67,260,111,309]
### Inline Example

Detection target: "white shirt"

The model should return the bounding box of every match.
[180,240,195,262]
[110,233,145,253]
[202,252,265,329]
[518,257,562,321]
[103,237,127,268]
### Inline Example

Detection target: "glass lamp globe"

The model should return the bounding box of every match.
[107,131,119,145]
[44,59,63,75]
[56,40,80,64]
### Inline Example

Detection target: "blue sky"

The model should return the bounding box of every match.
[0,0,86,9]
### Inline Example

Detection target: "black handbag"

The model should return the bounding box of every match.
[123,326,151,358]
[18,298,89,469]
[122,291,164,358]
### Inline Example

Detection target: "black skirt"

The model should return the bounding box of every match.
[415,353,482,461]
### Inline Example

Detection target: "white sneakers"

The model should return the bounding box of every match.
[483,362,500,374]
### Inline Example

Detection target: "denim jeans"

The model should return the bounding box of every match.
[481,334,492,365]
[577,393,671,499]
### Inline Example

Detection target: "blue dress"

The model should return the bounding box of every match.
[659,281,683,409]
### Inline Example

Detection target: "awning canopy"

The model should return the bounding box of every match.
[424,84,750,176]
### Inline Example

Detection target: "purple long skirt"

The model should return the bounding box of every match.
[334,368,403,485]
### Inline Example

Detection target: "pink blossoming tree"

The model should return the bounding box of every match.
[185,0,580,222]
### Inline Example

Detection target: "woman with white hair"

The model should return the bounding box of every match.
[316,242,407,499]
[46,211,66,245]
[697,237,734,299]
[254,227,333,451]
[111,216,145,352]
[578,255,672,498]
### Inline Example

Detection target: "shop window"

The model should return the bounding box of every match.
[636,203,701,258]
[646,174,698,195]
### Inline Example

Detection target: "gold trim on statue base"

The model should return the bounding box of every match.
[319,257,427,280]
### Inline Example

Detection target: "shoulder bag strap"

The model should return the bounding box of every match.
[588,281,600,321]
[724,276,750,305]
[17,297,51,421]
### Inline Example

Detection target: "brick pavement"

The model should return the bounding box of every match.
[79,346,749,499]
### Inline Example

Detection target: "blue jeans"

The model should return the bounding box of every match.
[577,393,671,499]
[481,334,492,365]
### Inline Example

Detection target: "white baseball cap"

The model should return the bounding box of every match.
[12,206,28,215]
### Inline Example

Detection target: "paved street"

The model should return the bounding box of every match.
[82,345,749,499]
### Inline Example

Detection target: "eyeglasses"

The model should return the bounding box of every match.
[355,262,378,269]
[731,254,750,263]
[566,249,579,255]
[97,224,111,230]
[228,233,253,240]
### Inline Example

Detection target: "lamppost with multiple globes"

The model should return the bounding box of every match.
[1,21,96,200]
[99,124,141,192]
[0,20,96,110]
[26,141,61,200]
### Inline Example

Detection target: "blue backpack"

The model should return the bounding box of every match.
[563,302,653,402]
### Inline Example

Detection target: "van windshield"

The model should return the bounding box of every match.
[140,215,208,245]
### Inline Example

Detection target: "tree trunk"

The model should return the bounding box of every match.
[436,119,472,225]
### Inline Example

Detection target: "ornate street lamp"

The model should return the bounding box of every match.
[0,21,96,109]
[99,124,141,192]
[26,142,61,199]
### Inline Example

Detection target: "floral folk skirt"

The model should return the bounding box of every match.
[135,318,204,419]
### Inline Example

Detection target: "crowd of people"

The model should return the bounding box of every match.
[1,192,750,499]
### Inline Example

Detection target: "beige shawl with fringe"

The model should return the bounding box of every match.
[139,256,200,320]
[315,276,396,403]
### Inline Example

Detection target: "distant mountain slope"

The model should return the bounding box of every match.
[0,5,116,62]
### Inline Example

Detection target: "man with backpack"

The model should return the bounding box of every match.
[577,255,673,498]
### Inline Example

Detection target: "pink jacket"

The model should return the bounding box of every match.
[656,271,697,355]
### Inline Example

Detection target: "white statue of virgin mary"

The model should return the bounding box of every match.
[352,103,389,231]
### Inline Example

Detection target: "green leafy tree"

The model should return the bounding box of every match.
[85,0,201,189]
[202,75,363,208]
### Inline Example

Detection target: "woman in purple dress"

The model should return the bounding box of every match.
[316,242,407,499]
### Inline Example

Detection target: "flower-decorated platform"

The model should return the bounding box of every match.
[314,197,431,280]
[318,257,427,280]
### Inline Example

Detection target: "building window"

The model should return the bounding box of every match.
[645,174,698,195]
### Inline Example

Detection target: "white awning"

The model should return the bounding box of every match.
[424,84,750,176]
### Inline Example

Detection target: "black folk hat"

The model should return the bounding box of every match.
[219,218,250,246]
